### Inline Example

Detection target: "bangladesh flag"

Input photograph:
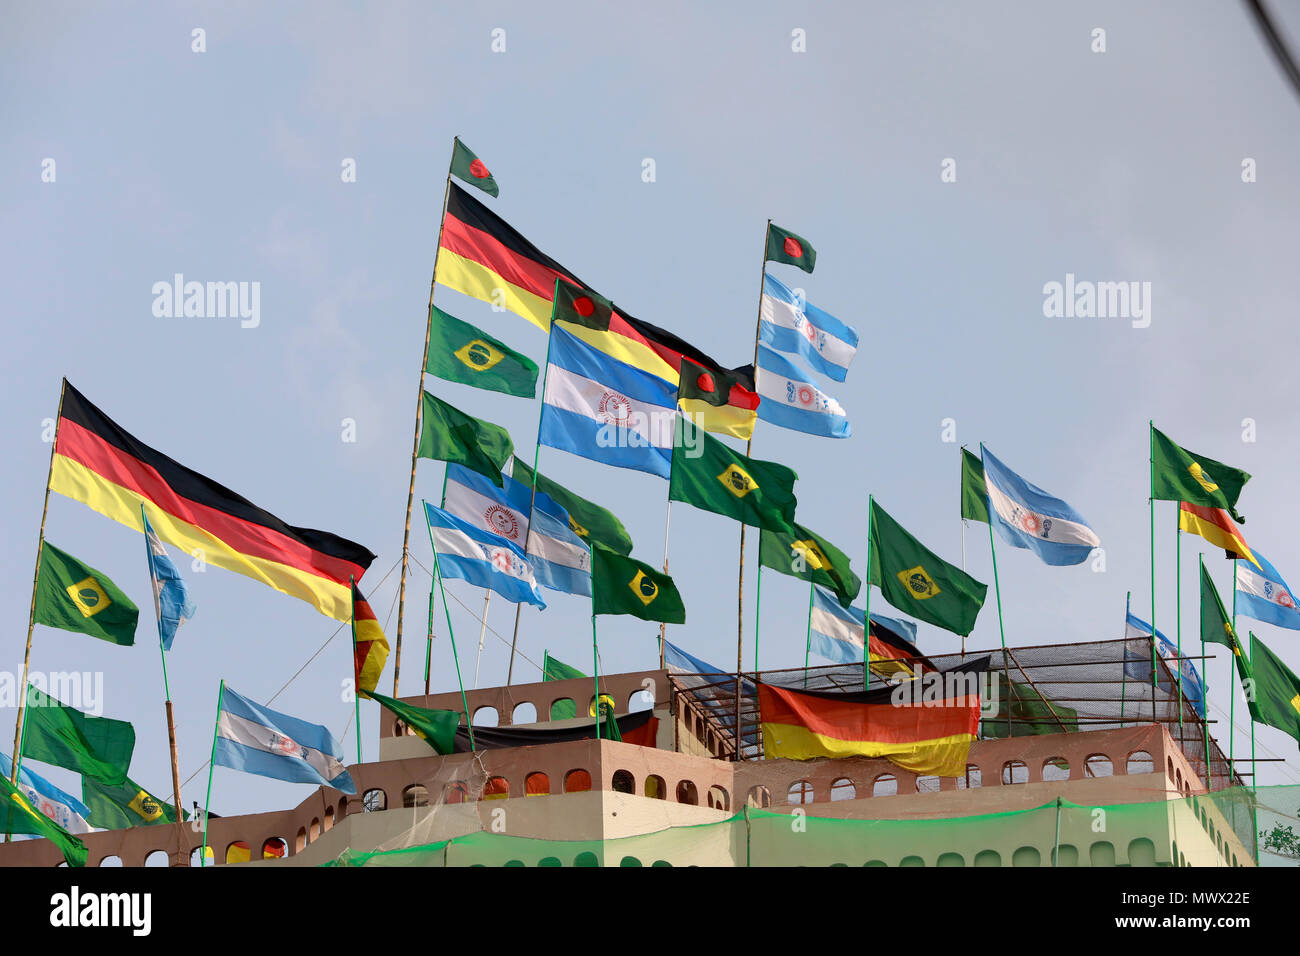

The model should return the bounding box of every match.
[868,499,987,636]
[960,448,989,523]
[21,685,135,785]
[766,223,816,273]
[669,417,797,533]
[449,136,499,197]
[591,546,685,624]
[34,542,138,647]
[511,457,633,555]
[677,357,758,440]
[82,776,184,829]
[759,522,861,608]
[552,281,614,330]
[367,691,461,756]
[417,391,514,487]
[1151,426,1250,522]
[1246,632,1300,747]
[425,305,537,397]
[0,773,86,867]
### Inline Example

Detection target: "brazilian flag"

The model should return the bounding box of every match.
[758,522,861,608]
[669,417,797,533]
[425,305,537,397]
[82,776,185,829]
[34,542,138,647]
[591,547,685,624]
[1245,633,1300,747]
[1150,426,1250,522]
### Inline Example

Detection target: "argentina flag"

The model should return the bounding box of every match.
[1123,607,1205,717]
[213,686,355,793]
[424,501,547,608]
[759,273,858,381]
[142,508,196,651]
[755,345,851,439]
[1236,549,1300,631]
[809,585,919,665]
[981,445,1100,566]
[442,463,566,549]
[526,507,592,597]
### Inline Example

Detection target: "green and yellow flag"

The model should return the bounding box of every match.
[0,774,86,867]
[21,685,135,786]
[758,522,861,608]
[425,305,537,397]
[34,542,138,647]
[511,457,633,555]
[960,448,989,524]
[367,691,461,756]
[449,136,499,197]
[1151,426,1250,522]
[417,391,514,487]
[82,776,184,830]
[1245,632,1300,747]
[868,499,987,636]
[591,547,685,624]
[669,417,797,533]
[1200,559,1243,659]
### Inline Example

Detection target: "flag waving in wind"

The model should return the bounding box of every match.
[423,502,547,608]
[755,345,851,439]
[142,508,196,651]
[1236,549,1300,631]
[213,686,355,793]
[759,273,858,381]
[980,445,1101,566]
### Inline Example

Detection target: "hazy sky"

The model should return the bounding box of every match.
[4,1,1300,827]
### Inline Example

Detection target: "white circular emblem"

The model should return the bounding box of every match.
[598,391,632,426]
[485,505,519,540]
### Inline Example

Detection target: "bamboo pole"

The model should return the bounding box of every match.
[394,139,457,696]
[863,497,875,688]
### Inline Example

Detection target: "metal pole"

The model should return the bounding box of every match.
[200,680,225,868]
[1175,510,1184,751]
[350,575,361,765]
[801,578,813,689]
[980,445,1011,737]
[472,592,492,688]
[1148,421,1158,704]
[394,140,457,696]
[424,502,475,751]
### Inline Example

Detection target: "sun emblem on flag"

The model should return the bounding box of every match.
[1019,512,1041,534]
[271,733,300,756]
[488,548,513,574]
[794,385,816,407]
[629,570,659,606]
[484,505,519,540]
[598,391,633,427]
[897,565,941,601]
[717,464,757,498]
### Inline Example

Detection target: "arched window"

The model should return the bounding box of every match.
[644,774,665,799]
[957,765,982,789]
[1085,754,1113,778]
[362,788,386,812]
[916,775,941,793]
[899,855,924,867]
[628,686,655,713]
[473,706,499,727]
[226,841,251,864]
[787,780,814,805]
[144,850,169,867]
[707,785,729,811]
[443,782,469,804]
[295,827,307,853]
[481,776,510,800]
[324,806,334,831]
[262,837,288,860]
[1127,750,1155,775]
[676,780,699,805]
[564,769,592,793]
[512,702,537,725]
[1042,757,1070,782]
[309,818,321,840]
[525,772,550,796]
[830,778,856,801]
[403,785,429,808]
[550,698,576,721]
[573,851,600,867]
[872,773,897,797]
[612,770,635,794]
[99,855,123,867]
[1001,760,1029,785]
[974,850,1001,867]
[1012,846,1041,867]
[746,785,771,808]
[1089,841,1117,866]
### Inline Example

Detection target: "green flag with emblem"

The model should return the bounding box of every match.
[765,223,816,273]
[424,305,538,397]
[1245,632,1300,747]
[82,776,185,829]
[1200,559,1243,654]
[591,546,685,624]
[1151,425,1250,522]
[868,499,987,636]
[758,522,861,608]
[510,457,633,555]
[669,417,797,533]
[33,542,138,647]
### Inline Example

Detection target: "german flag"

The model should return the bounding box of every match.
[351,582,389,697]
[868,618,934,682]
[758,659,988,776]
[50,381,375,622]
[1178,501,1260,568]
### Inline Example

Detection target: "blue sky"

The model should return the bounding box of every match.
[4,1,1300,822]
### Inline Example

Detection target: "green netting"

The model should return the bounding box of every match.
[324,786,1288,867]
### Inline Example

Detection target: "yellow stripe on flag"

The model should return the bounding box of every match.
[434,250,553,332]
[760,720,975,777]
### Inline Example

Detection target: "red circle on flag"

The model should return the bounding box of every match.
[697,371,715,393]
[796,386,814,406]
[1021,514,1040,533]
[783,236,803,258]
[1280,591,1294,608]
[574,296,595,317]
[469,158,491,179]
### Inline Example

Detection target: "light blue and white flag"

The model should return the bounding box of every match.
[809,585,919,665]
[443,463,566,550]
[981,446,1100,567]
[526,507,592,596]
[142,509,196,651]
[759,273,858,382]
[0,751,92,834]
[755,345,851,439]
[213,686,355,793]
[1236,549,1300,631]
[664,642,758,745]
[1123,608,1205,717]
[665,640,728,678]
[423,501,547,608]
[540,323,677,478]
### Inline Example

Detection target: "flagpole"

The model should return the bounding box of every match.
[1246,633,1257,796]
[980,444,1012,737]
[424,503,475,751]
[1175,511,1184,749]
[1148,421,1158,707]
[508,285,560,686]
[1200,556,1211,785]
[394,139,457,697]
[863,496,875,688]
[350,575,362,765]
[659,431,676,672]
[9,382,65,788]
[142,503,187,864]
[423,582,435,697]
[802,578,813,689]
[1230,559,1237,776]
[735,220,772,760]
[1121,591,1129,727]
[200,679,225,868]
[472,592,492,687]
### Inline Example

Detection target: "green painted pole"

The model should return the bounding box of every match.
[423,583,434,696]
[1200,555,1211,787]
[200,679,225,868]
[1149,422,1158,711]
[980,445,1011,737]
[802,578,813,689]
[863,496,874,690]
[424,501,474,751]
[590,543,601,740]
[1175,511,1183,747]
[1230,559,1237,775]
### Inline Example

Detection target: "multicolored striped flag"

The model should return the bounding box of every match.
[981,445,1101,567]
[759,273,858,381]
[50,381,376,622]
[1179,502,1259,568]
[424,502,547,608]
[1236,549,1300,631]
[143,508,196,651]
[0,751,91,834]
[214,686,356,793]
[808,585,925,679]
[754,345,850,438]
[351,583,390,698]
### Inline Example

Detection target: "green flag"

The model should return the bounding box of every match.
[82,776,184,829]
[543,651,585,719]
[766,223,816,273]
[591,546,685,624]
[425,306,537,397]
[417,391,514,487]
[1151,426,1250,522]
[669,417,797,533]
[758,522,861,608]
[367,691,461,756]
[960,448,989,524]
[1245,632,1300,747]
[20,685,135,786]
[0,773,86,867]
[1199,559,1243,656]
[34,542,138,647]
[449,136,499,197]
[511,457,633,555]
[980,673,1079,738]
[868,499,987,636]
